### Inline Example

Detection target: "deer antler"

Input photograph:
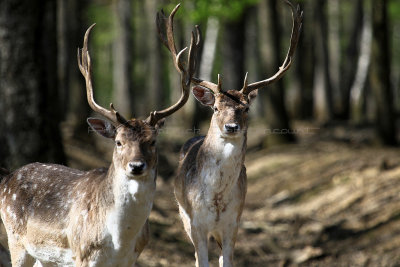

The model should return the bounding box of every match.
[191,74,222,94]
[78,24,129,126]
[145,4,201,126]
[241,0,303,95]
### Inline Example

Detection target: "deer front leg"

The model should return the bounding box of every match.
[190,225,209,267]
[218,224,238,267]
[8,241,34,267]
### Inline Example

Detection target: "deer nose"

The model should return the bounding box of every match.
[224,123,240,133]
[128,161,147,175]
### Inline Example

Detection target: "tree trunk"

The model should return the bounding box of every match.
[369,0,397,145]
[328,0,341,115]
[294,1,315,120]
[244,6,263,118]
[221,14,246,91]
[58,0,91,139]
[112,0,133,117]
[313,0,334,121]
[144,0,165,117]
[259,0,295,146]
[350,5,372,124]
[0,0,65,169]
[338,0,364,120]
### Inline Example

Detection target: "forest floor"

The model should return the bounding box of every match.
[64,121,400,267]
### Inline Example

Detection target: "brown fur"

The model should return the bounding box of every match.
[0,119,159,266]
[175,89,251,267]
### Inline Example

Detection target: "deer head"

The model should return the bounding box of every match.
[191,0,302,138]
[78,18,200,177]
[87,118,160,177]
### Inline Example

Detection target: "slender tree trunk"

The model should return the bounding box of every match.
[0,0,65,169]
[370,0,397,145]
[113,0,133,117]
[245,6,262,118]
[259,0,295,145]
[144,0,165,116]
[338,0,364,120]
[350,5,372,123]
[328,0,341,115]
[314,0,334,121]
[58,0,91,138]
[221,13,246,91]
[294,1,315,120]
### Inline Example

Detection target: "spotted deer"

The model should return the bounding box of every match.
[0,7,199,266]
[173,1,302,266]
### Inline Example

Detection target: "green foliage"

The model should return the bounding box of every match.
[165,0,260,23]
[86,3,115,43]
[389,0,400,20]
[85,3,115,107]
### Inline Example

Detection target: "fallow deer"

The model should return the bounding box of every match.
[172,1,302,266]
[0,5,199,266]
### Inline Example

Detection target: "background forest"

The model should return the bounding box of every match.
[1,0,400,266]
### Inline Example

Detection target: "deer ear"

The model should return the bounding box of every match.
[87,118,116,139]
[247,89,258,105]
[192,86,215,106]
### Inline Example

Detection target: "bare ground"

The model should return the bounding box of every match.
[62,123,400,266]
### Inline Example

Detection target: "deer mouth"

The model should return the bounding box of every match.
[131,169,145,176]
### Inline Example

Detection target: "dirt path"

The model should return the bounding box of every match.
[61,123,400,266]
[133,140,400,267]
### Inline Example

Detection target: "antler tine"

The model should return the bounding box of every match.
[188,25,223,94]
[191,71,222,94]
[191,62,222,94]
[187,26,201,85]
[78,24,128,126]
[241,72,249,92]
[146,4,201,126]
[241,0,303,95]
[191,77,221,94]
[156,4,180,72]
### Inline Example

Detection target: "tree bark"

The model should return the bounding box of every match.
[112,0,133,117]
[369,0,397,145]
[0,0,65,169]
[259,0,295,145]
[221,13,246,91]
[294,1,315,120]
[350,5,372,123]
[244,6,263,118]
[338,0,364,120]
[58,0,91,138]
[144,0,165,116]
[313,0,334,121]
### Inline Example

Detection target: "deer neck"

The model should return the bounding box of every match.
[199,118,246,192]
[104,163,156,250]
[107,163,155,203]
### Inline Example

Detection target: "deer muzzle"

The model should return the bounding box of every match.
[224,123,240,134]
[128,161,147,176]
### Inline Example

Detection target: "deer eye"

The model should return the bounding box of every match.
[245,107,249,113]
[213,106,218,112]
[115,140,122,147]
[150,140,156,146]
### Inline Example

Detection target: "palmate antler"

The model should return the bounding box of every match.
[78,24,129,126]
[190,0,303,95]
[145,4,201,126]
